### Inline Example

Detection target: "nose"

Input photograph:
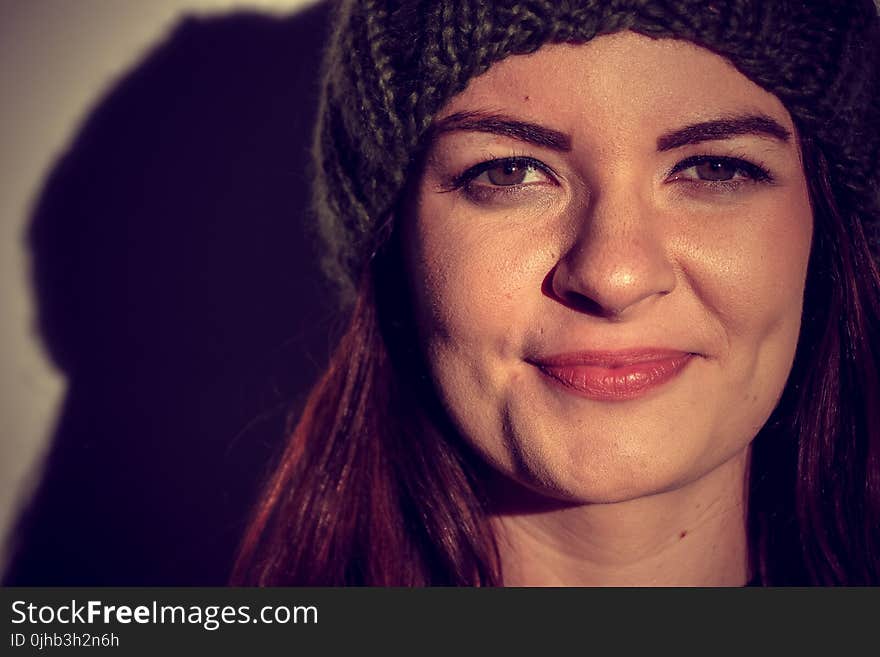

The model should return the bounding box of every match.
[548,189,676,318]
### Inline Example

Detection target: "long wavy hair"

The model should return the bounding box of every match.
[231,133,880,585]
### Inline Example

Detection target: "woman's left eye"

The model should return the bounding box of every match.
[667,155,773,186]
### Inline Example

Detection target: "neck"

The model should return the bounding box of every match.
[490,449,750,586]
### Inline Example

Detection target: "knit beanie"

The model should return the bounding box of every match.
[312,0,880,303]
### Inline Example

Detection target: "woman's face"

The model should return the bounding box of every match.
[403,32,813,504]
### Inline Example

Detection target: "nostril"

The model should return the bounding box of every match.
[565,293,613,317]
[541,267,619,318]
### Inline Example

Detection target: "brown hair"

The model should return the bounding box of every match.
[747,139,880,585]
[231,247,502,584]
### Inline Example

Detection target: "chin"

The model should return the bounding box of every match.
[518,454,693,506]
[483,419,751,510]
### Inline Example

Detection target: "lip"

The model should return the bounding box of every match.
[527,349,696,401]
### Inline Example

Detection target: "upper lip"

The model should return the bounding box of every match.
[526,348,694,368]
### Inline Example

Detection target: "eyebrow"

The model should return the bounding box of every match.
[429,111,573,151]
[656,114,792,151]
[428,110,791,154]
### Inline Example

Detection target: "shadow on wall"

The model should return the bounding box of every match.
[3,1,339,584]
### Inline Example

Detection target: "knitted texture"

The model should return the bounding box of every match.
[313,0,880,302]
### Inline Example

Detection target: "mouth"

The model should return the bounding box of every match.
[527,349,696,401]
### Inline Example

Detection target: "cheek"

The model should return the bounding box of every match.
[403,195,560,458]
[405,199,549,352]
[677,185,813,453]
[408,229,495,349]
[678,189,813,344]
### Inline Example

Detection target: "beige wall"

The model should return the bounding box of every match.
[0,0,318,566]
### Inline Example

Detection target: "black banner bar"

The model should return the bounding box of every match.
[1,587,876,654]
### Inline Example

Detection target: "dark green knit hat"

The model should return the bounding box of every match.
[313,0,880,303]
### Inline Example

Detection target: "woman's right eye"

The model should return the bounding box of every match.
[470,159,550,186]
[453,157,557,190]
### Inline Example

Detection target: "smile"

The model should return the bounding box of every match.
[529,349,696,401]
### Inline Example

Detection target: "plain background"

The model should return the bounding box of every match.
[0,0,318,573]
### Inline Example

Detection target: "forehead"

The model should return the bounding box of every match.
[436,31,796,146]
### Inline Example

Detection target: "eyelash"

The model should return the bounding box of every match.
[448,156,558,199]
[446,154,774,202]
[665,155,775,189]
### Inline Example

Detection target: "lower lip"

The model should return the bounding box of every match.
[534,354,695,401]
